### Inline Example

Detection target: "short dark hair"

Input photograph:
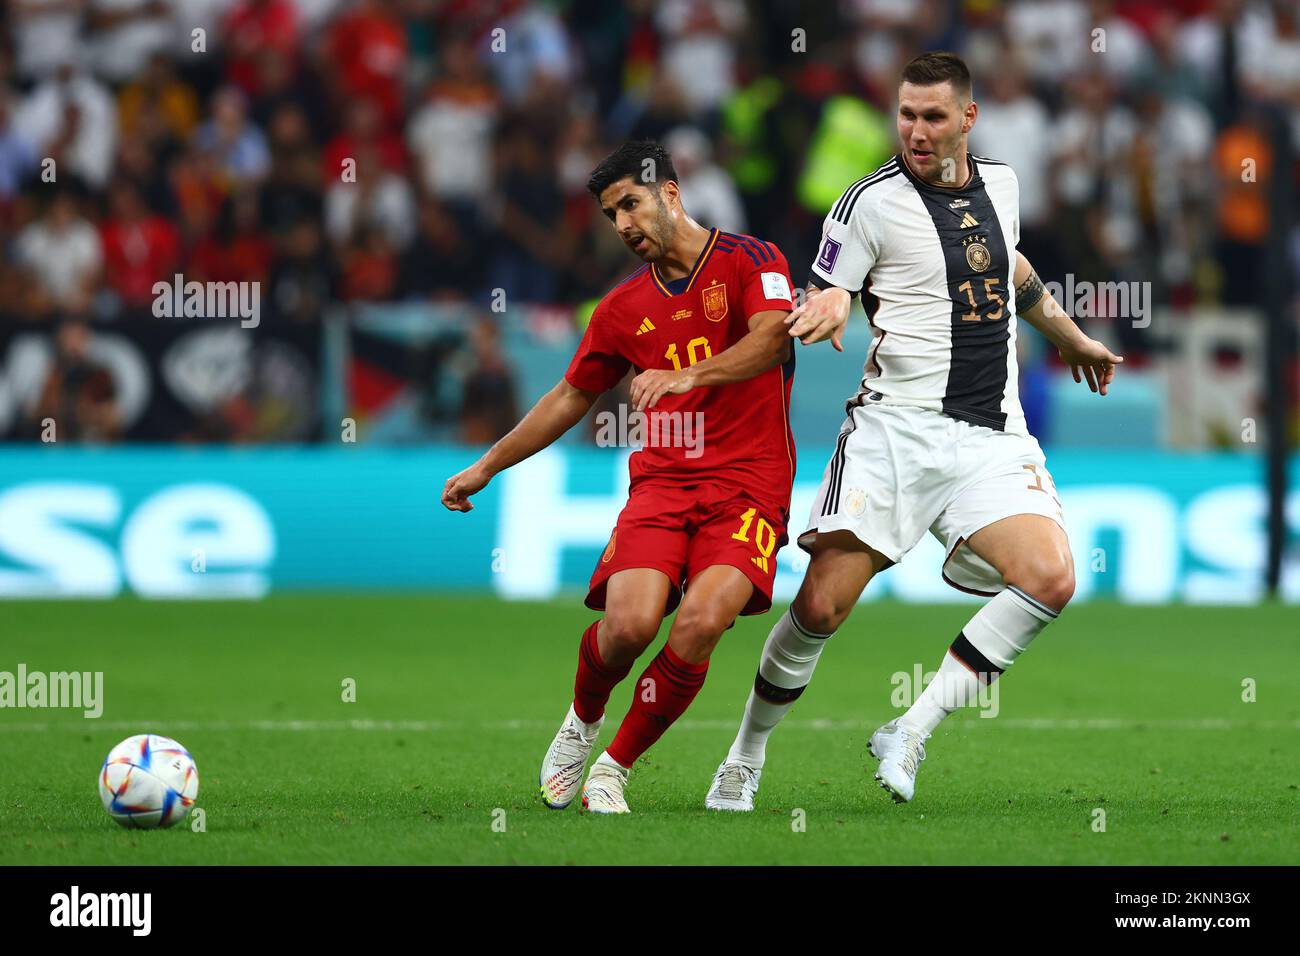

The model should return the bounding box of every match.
[587,140,678,200]
[900,51,972,101]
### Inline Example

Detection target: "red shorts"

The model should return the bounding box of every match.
[585,480,790,618]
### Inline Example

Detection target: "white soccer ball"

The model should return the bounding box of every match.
[98,734,199,829]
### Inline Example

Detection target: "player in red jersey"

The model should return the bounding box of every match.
[441,140,798,813]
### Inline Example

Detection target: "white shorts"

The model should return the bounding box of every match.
[798,401,1067,596]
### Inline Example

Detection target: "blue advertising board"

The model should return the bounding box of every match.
[0,447,1293,603]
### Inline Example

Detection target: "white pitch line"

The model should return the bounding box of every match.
[0,717,1298,733]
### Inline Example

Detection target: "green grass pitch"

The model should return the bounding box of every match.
[1,595,1296,865]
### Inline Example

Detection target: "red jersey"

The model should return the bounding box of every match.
[565,229,797,498]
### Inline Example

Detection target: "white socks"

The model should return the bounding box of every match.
[727,608,833,767]
[900,586,1058,737]
[724,587,1059,762]
[570,704,602,739]
[963,585,1059,670]
[897,652,983,738]
[595,750,629,772]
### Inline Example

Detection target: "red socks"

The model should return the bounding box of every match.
[606,644,709,768]
[572,622,711,767]
[573,621,633,725]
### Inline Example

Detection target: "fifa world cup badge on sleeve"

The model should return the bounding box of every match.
[761,271,792,301]
[816,236,841,272]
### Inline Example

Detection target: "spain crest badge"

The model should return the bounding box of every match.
[702,281,728,322]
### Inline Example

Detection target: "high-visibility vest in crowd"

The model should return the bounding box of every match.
[797,95,894,215]
[722,77,783,195]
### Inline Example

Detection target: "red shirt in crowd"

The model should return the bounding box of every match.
[100,217,182,308]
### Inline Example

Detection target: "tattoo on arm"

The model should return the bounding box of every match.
[1016,270,1046,312]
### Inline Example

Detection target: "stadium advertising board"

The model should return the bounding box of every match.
[0,448,1293,603]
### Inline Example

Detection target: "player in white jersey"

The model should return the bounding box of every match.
[706,51,1124,809]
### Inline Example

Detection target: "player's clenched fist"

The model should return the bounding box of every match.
[785,285,851,351]
[630,367,695,411]
[441,463,491,512]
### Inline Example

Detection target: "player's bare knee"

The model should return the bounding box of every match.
[1043,564,1076,612]
[668,605,729,661]
[1007,559,1074,613]
[791,591,847,635]
[599,613,659,660]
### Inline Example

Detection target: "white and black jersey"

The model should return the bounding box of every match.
[810,153,1026,434]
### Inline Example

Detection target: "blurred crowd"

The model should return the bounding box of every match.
[0,0,1297,443]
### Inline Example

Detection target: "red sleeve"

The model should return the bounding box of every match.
[564,305,630,393]
[738,240,796,327]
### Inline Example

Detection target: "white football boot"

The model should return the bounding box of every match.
[869,720,928,803]
[704,759,762,811]
[581,753,631,814]
[539,704,602,809]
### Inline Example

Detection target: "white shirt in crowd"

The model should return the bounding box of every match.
[14,73,117,188]
[970,94,1052,229]
[17,216,103,307]
[89,0,172,83]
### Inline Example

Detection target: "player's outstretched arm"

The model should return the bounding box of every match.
[629,309,792,410]
[1014,252,1124,395]
[440,379,599,512]
[784,282,852,351]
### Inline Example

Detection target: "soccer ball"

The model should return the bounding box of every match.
[98,734,199,829]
